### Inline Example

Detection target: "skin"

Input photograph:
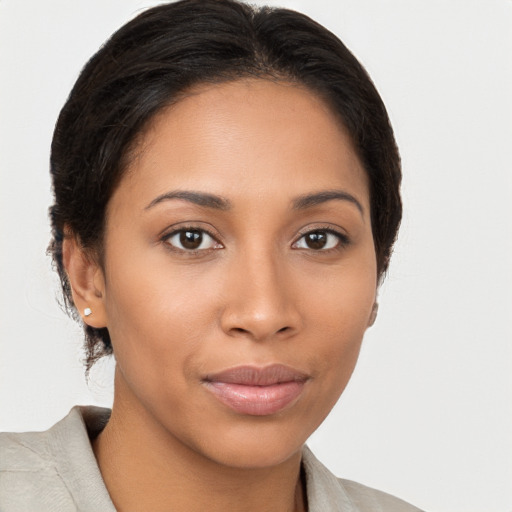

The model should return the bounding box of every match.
[64,79,377,512]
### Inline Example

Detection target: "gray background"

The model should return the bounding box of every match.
[1,1,511,511]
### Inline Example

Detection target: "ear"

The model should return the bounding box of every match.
[367,302,379,327]
[62,234,108,329]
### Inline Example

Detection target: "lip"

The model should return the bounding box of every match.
[202,364,309,416]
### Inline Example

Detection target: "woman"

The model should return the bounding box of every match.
[0,0,423,510]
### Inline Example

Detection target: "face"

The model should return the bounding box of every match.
[88,79,377,468]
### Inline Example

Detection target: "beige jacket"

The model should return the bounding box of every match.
[0,406,423,511]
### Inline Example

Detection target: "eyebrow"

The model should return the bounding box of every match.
[145,190,231,211]
[292,190,364,215]
[145,188,364,215]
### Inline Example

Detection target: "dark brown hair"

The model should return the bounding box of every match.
[49,0,402,369]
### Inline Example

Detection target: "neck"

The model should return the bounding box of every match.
[92,373,307,512]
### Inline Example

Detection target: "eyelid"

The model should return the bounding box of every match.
[292,224,350,249]
[159,220,222,239]
[160,223,224,253]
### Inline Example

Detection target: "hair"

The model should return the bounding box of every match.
[49,0,402,370]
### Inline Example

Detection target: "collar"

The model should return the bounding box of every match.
[50,406,356,512]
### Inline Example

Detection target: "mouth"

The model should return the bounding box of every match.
[202,364,309,416]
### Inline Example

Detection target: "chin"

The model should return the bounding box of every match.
[184,416,311,470]
[207,439,303,470]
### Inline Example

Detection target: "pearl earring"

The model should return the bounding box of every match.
[84,307,92,317]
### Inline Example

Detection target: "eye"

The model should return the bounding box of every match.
[164,228,221,251]
[293,229,347,251]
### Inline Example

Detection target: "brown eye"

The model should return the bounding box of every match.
[293,230,345,251]
[180,230,202,249]
[304,231,327,249]
[165,229,219,251]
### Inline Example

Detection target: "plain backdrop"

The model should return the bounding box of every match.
[1,1,511,511]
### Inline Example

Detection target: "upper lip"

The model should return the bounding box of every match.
[204,364,309,386]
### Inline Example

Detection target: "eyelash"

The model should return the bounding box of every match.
[293,226,350,252]
[161,225,222,255]
[161,225,350,254]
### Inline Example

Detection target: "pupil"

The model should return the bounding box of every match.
[180,230,202,249]
[306,231,327,249]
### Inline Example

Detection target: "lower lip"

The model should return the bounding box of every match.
[204,381,306,416]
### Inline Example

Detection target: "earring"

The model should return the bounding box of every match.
[84,307,92,317]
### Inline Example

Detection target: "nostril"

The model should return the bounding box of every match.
[228,325,292,338]
[231,327,249,335]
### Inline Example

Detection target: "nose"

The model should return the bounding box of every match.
[219,249,302,342]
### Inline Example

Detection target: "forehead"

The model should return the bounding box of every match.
[114,79,369,212]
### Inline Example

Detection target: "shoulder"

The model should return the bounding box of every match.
[0,427,52,470]
[0,420,74,511]
[302,446,424,512]
[337,477,425,512]
[0,405,108,471]
[0,406,113,512]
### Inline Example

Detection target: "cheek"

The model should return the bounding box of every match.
[100,244,240,390]
[302,250,377,332]
[301,253,376,386]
